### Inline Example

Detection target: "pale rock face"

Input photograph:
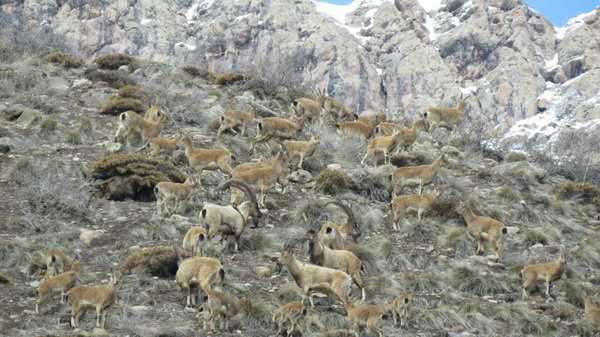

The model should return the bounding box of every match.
[9,0,600,153]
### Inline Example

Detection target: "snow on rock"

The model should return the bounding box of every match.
[186,0,215,22]
[416,0,443,13]
[555,9,597,40]
[545,53,559,71]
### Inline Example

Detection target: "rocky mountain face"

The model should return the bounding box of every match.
[5,0,600,152]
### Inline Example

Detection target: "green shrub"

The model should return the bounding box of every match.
[101,96,145,115]
[46,52,83,68]
[94,53,136,70]
[65,130,81,144]
[523,228,549,247]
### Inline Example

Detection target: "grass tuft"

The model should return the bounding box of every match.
[313,169,356,196]
[94,53,137,70]
[101,96,145,115]
[46,51,84,68]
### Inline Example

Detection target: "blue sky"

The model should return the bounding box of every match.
[319,0,599,26]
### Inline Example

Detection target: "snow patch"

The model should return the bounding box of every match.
[176,42,197,51]
[555,9,597,40]
[140,18,152,25]
[376,68,383,75]
[544,53,559,71]
[460,86,478,95]
[186,0,215,22]
[423,14,438,41]
[417,0,443,13]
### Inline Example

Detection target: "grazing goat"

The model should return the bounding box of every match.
[387,293,412,327]
[176,256,224,307]
[391,155,447,194]
[67,271,119,329]
[305,229,366,301]
[182,226,209,256]
[36,260,80,313]
[521,248,566,300]
[154,177,199,216]
[200,288,244,331]
[217,110,255,137]
[426,100,466,130]
[178,133,234,176]
[391,190,440,229]
[282,136,320,169]
[279,244,352,307]
[272,301,307,337]
[200,180,261,251]
[344,301,386,337]
[585,296,600,326]
[335,121,373,139]
[456,202,507,261]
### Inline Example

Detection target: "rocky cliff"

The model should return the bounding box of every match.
[4,0,600,153]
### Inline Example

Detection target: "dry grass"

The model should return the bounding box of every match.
[212,72,245,85]
[39,117,58,132]
[121,246,181,278]
[118,85,147,101]
[555,181,600,204]
[504,152,527,162]
[84,69,136,89]
[493,303,557,335]
[101,96,145,115]
[94,53,137,70]
[522,228,550,247]
[181,65,208,78]
[313,169,356,196]
[65,130,81,145]
[451,266,515,296]
[46,51,83,68]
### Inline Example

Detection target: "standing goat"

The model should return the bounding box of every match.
[272,301,308,337]
[282,136,320,169]
[361,130,402,166]
[425,100,466,131]
[585,296,600,326]
[253,117,303,150]
[391,190,440,229]
[217,110,256,137]
[391,155,447,194]
[36,259,80,313]
[520,248,566,300]
[231,152,289,208]
[200,180,261,251]
[387,293,412,327]
[344,301,386,337]
[305,229,366,301]
[456,202,507,261]
[182,226,209,256]
[67,271,119,329]
[45,250,74,277]
[318,201,361,250]
[200,288,245,331]
[279,243,352,307]
[154,177,200,216]
[178,133,235,176]
[175,256,225,307]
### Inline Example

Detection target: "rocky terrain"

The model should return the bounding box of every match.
[0,1,600,337]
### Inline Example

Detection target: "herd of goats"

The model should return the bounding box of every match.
[31,89,600,336]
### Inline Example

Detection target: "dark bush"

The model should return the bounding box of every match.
[85,69,136,89]
[101,96,145,115]
[94,53,137,70]
[46,52,84,68]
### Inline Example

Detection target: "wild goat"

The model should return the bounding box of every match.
[114,110,167,147]
[425,100,466,131]
[456,202,507,261]
[36,259,80,313]
[67,271,119,329]
[361,130,402,166]
[45,250,74,277]
[200,288,245,331]
[305,229,366,301]
[272,301,307,337]
[391,190,440,229]
[217,110,256,137]
[585,296,600,326]
[319,201,361,250]
[335,121,373,139]
[178,133,234,176]
[282,136,320,169]
[148,136,178,156]
[200,180,261,251]
[520,248,566,300]
[374,121,401,136]
[279,243,352,307]
[387,293,412,327]
[291,97,322,122]
[182,226,209,256]
[231,152,289,208]
[396,119,429,150]
[144,105,167,123]
[253,117,302,150]
[154,177,199,216]
[318,95,354,122]
[355,112,386,128]
[391,154,447,194]
[175,256,224,307]
[344,301,386,337]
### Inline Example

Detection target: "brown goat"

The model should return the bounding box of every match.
[456,202,507,261]
[521,248,566,300]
